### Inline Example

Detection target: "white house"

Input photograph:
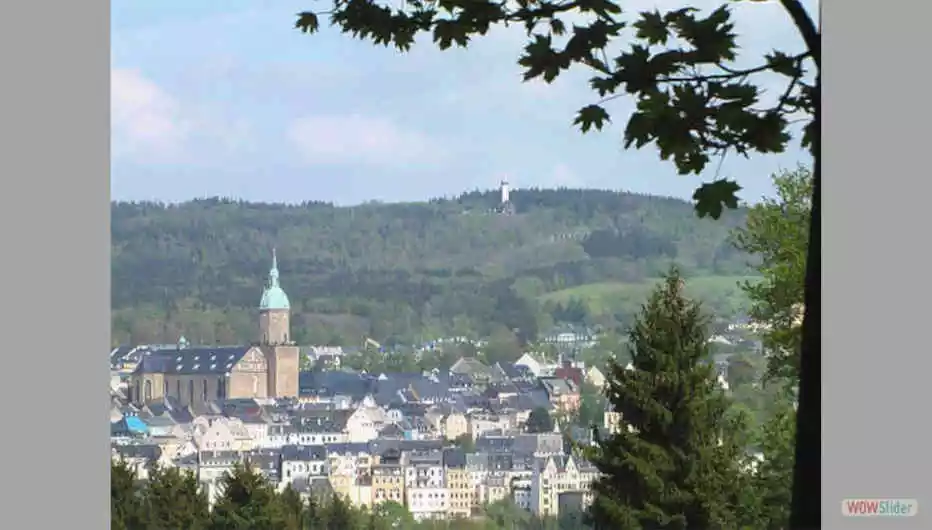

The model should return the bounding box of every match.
[514,353,548,377]
[281,445,329,486]
[405,451,448,521]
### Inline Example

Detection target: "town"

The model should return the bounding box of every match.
[109,253,749,521]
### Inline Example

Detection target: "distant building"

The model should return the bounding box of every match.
[128,250,300,407]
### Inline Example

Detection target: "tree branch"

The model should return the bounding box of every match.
[779,0,820,68]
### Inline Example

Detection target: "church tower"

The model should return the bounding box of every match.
[258,249,299,397]
[259,249,290,346]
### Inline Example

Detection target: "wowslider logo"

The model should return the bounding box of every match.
[842,499,918,517]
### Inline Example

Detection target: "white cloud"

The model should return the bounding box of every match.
[287,114,446,167]
[111,68,190,161]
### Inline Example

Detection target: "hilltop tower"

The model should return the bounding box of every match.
[258,249,300,397]
[497,179,515,215]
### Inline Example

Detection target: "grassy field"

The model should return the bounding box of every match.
[539,275,761,318]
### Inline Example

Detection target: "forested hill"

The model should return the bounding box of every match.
[111,188,756,347]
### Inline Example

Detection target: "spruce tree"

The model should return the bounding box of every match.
[209,462,287,530]
[141,463,211,530]
[751,403,797,530]
[111,459,143,530]
[588,270,745,530]
[280,484,307,530]
[305,489,322,530]
[325,493,354,530]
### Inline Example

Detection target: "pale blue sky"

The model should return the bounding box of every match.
[111,0,815,205]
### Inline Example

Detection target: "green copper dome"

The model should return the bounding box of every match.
[259,249,290,310]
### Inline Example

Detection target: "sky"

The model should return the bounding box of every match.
[111,0,816,206]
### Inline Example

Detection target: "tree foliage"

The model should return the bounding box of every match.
[731,166,812,382]
[526,406,555,433]
[588,270,745,529]
[142,464,212,530]
[112,189,752,347]
[750,403,797,529]
[110,459,598,530]
[295,1,819,219]
[210,462,288,529]
[111,459,143,530]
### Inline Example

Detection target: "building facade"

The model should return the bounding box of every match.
[129,250,300,406]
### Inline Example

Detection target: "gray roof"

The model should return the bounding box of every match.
[325,443,370,455]
[200,450,243,467]
[281,444,328,462]
[442,448,467,469]
[113,444,161,461]
[476,435,515,454]
[134,346,253,375]
[245,449,282,477]
[293,410,352,433]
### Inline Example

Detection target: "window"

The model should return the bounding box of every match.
[163,380,168,397]
[143,380,152,402]
[217,377,225,400]
[189,379,195,404]
[203,379,209,402]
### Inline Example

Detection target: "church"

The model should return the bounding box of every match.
[127,250,300,407]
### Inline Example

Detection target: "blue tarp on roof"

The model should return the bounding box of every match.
[124,415,149,434]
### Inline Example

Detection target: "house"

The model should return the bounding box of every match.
[449,357,494,384]
[111,444,163,480]
[192,416,255,452]
[513,433,563,457]
[110,415,149,440]
[348,406,385,443]
[244,448,282,485]
[281,445,328,486]
[443,449,472,518]
[405,450,447,521]
[539,377,581,414]
[484,475,510,505]
[475,435,515,455]
[266,423,299,448]
[496,362,535,382]
[327,443,374,508]
[292,410,351,445]
[513,354,545,378]
[372,448,405,506]
[378,423,406,439]
[529,455,598,517]
[513,482,533,511]
[197,450,245,504]
[141,414,180,438]
[467,413,512,439]
[440,412,469,440]
[554,360,584,386]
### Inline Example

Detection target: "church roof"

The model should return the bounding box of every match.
[133,346,253,375]
[259,249,290,310]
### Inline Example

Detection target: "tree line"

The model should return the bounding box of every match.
[112,460,590,530]
[111,188,753,347]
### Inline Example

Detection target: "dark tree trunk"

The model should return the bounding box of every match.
[789,74,821,529]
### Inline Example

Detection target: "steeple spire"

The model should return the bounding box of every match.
[268,248,280,287]
[259,247,290,311]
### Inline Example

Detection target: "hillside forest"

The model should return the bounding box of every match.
[111,188,757,348]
